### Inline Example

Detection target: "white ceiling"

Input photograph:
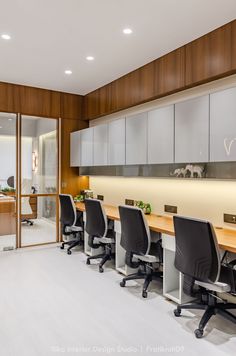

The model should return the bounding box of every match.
[0,0,236,95]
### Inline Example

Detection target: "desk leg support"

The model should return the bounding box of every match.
[162,234,193,304]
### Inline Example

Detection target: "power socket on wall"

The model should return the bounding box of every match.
[97,195,104,201]
[164,205,178,214]
[224,213,236,224]
[125,199,134,206]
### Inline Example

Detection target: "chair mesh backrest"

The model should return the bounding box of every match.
[59,194,76,227]
[119,205,150,255]
[174,216,221,283]
[85,199,107,237]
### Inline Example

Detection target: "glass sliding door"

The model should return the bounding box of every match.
[0,113,17,250]
[20,115,59,247]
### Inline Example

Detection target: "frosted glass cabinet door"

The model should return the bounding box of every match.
[108,118,125,165]
[70,131,80,167]
[126,113,148,165]
[93,124,108,166]
[148,105,174,164]
[80,128,93,166]
[210,87,236,162]
[175,95,209,163]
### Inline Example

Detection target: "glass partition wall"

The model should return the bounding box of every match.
[0,113,17,250]
[20,116,59,247]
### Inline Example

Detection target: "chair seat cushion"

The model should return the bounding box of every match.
[133,254,159,263]
[195,280,231,293]
[66,226,83,232]
[94,237,115,244]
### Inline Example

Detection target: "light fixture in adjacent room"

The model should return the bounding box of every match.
[86,56,94,61]
[123,28,133,35]
[0,126,2,129]
[1,34,11,40]
[8,118,12,121]
[32,152,38,172]
[64,69,72,75]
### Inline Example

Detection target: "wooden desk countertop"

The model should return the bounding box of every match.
[75,202,236,254]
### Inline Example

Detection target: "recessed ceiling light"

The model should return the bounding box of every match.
[86,56,94,61]
[64,70,72,75]
[8,118,12,121]
[123,28,132,35]
[1,34,11,40]
[0,126,2,129]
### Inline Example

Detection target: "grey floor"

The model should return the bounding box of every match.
[0,245,235,356]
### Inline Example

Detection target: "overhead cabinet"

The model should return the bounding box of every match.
[80,127,93,167]
[210,87,236,162]
[148,105,174,164]
[70,87,236,169]
[126,113,148,165]
[70,130,80,167]
[175,95,209,163]
[93,124,108,166]
[108,118,125,165]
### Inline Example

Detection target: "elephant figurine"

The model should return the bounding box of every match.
[185,164,204,178]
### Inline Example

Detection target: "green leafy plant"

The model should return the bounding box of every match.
[74,194,84,202]
[135,201,152,214]
[1,187,15,192]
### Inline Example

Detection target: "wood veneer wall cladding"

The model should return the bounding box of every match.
[0,81,84,119]
[0,81,88,194]
[84,19,236,120]
[61,118,89,196]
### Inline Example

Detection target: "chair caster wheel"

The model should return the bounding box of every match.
[67,250,72,255]
[142,291,148,298]
[99,266,104,273]
[86,259,90,265]
[120,280,126,287]
[194,329,203,339]
[60,245,64,250]
[174,308,181,317]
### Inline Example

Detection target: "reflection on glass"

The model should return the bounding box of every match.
[21,195,57,246]
[0,113,17,249]
[21,116,57,194]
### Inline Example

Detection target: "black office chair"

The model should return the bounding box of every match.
[85,199,115,273]
[173,216,236,338]
[59,194,83,255]
[119,205,163,298]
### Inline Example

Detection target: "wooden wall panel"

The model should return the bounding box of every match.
[0,81,87,196]
[84,89,100,120]
[0,82,20,113]
[231,20,236,70]
[84,19,236,120]
[185,22,233,86]
[61,118,89,197]
[139,62,155,102]
[155,47,185,95]
[19,85,60,118]
[60,92,83,120]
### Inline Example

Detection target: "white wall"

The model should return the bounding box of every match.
[89,74,236,230]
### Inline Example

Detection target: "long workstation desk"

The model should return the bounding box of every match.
[75,201,236,304]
